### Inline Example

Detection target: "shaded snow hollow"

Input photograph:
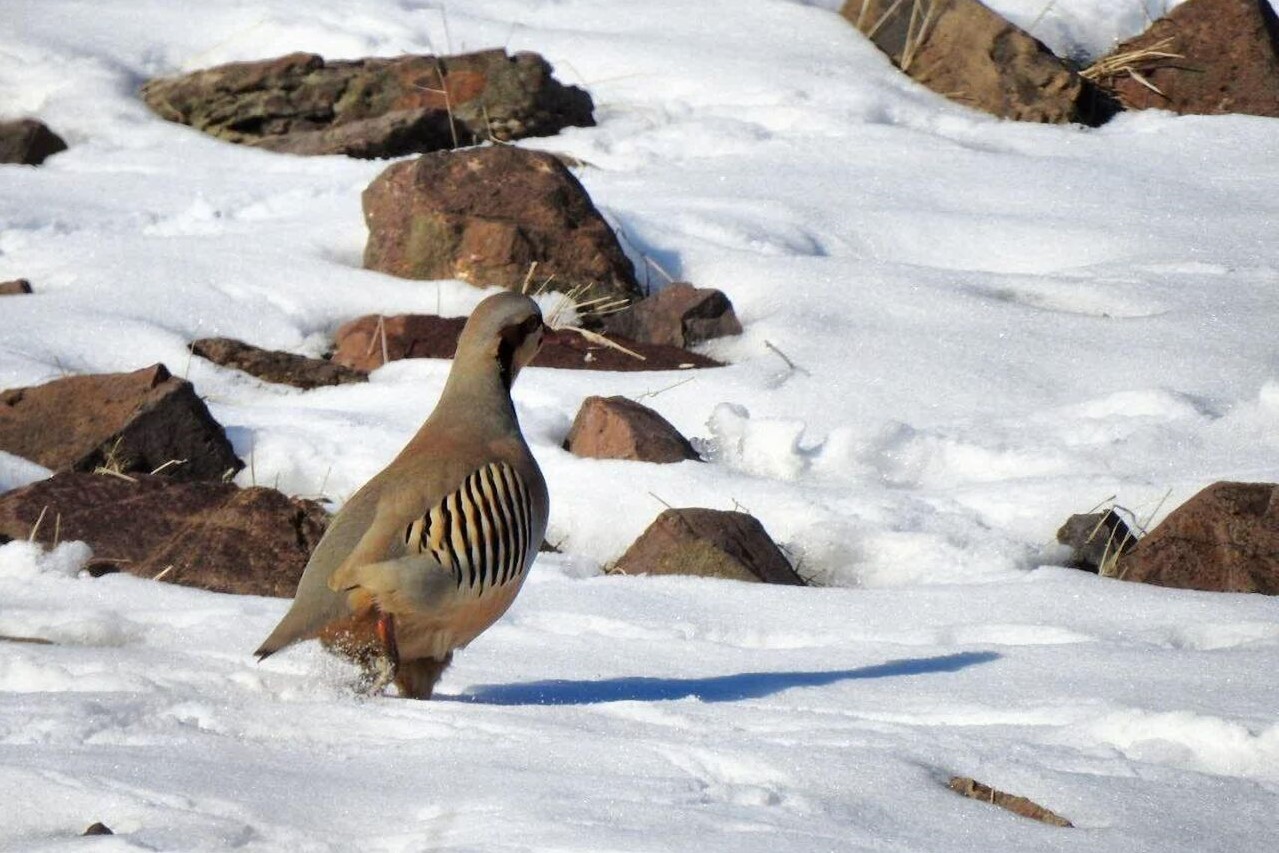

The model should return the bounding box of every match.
[2,1,1278,850]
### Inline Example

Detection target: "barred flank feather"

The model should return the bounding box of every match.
[408,463,534,593]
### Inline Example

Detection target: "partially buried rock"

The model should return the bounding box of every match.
[331,314,720,373]
[1087,0,1279,118]
[564,396,700,463]
[1115,481,1279,595]
[0,364,243,481]
[192,337,367,390]
[840,0,1117,125]
[0,119,68,165]
[1056,508,1137,575]
[141,49,594,159]
[948,776,1072,827]
[0,279,33,295]
[362,146,642,305]
[602,283,742,348]
[82,823,114,837]
[613,508,804,585]
[0,472,328,597]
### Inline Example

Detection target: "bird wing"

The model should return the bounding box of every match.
[330,461,538,612]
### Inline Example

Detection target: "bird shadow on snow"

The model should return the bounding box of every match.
[450,651,1000,706]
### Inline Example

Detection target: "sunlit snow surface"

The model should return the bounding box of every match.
[2,0,1278,849]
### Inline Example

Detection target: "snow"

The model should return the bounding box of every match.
[2,0,1279,849]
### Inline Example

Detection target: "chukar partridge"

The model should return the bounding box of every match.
[255,292,549,698]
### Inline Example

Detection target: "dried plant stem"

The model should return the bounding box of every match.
[29,506,49,542]
[764,340,810,376]
[644,255,676,284]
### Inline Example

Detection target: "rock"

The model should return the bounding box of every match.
[141,49,593,159]
[948,777,1072,827]
[1088,0,1279,118]
[0,119,68,165]
[0,364,243,482]
[840,0,1117,125]
[82,823,114,837]
[1116,481,1279,594]
[0,472,328,597]
[0,279,33,295]
[331,313,721,373]
[613,508,804,585]
[1056,509,1137,574]
[192,337,367,390]
[564,396,700,463]
[362,145,641,305]
[602,283,742,348]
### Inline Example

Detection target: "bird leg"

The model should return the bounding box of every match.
[363,612,400,696]
[394,652,454,700]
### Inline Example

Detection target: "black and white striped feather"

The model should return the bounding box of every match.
[403,462,535,593]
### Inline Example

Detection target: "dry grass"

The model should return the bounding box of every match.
[763,340,810,377]
[524,271,645,362]
[850,0,940,75]
[900,1,941,74]
[1081,37,1181,98]
[93,437,138,482]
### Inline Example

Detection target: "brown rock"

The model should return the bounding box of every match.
[362,145,641,305]
[331,314,721,373]
[1117,481,1279,594]
[564,396,700,463]
[0,119,68,165]
[1056,509,1137,575]
[602,283,742,348]
[0,279,33,296]
[1090,0,1279,118]
[82,823,114,837]
[140,49,593,159]
[948,777,1072,827]
[0,364,243,482]
[192,337,367,390]
[0,472,328,597]
[841,0,1117,125]
[613,508,804,585]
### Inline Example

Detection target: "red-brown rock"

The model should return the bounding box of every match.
[1091,0,1279,118]
[613,508,804,585]
[0,364,243,481]
[331,313,721,373]
[0,279,33,296]
[0,119,67,165]
[362,145,641,304]
[0,472,328,597]
[602,283,742,348]
[841,0,1117,125]
[1116,481,1279,594]
[140,49,594,159]
[564,396,700,463]
[192,337,367,390]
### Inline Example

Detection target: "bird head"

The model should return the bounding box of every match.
[455,291,546,389]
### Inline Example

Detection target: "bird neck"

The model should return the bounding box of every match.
[429,355,522,440]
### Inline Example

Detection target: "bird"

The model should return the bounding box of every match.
[255,291,549,699]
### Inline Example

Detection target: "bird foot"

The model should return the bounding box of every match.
[362,653,398,696]
[359,612,400,696]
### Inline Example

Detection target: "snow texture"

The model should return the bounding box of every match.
[2,0,1278,850]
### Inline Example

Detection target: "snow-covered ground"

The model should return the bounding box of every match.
[2,0,1278,849]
